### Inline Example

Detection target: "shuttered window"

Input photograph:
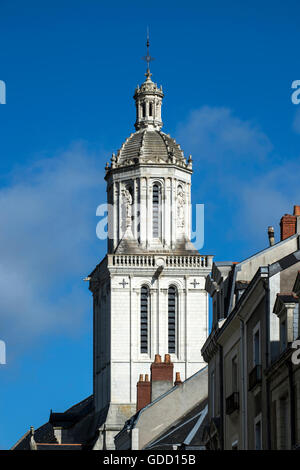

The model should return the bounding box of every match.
[140,286,149,353]
[168,285,177,354]
[152,184,160,239]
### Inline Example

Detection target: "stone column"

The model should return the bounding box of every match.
[171,178,176,249]
[146,178,151,247]
[139,177,147,247]
[186,182,191,240]
[162,177,166,247]
[165,177,171,248]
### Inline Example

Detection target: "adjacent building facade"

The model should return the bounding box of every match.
[202,206,300,450]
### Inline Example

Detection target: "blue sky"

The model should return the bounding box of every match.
[1,0,300,449]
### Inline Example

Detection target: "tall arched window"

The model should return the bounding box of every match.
[152,183,161,239]
[140,285,149,353]
[168,285,177,354]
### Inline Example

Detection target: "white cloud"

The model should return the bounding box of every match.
[176,106,272,166]
[238,160,300,242]
[0,143,106,352]
[175,106,299,250]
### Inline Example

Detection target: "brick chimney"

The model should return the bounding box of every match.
[136,354,175,410]
[136,374,151,412]
[280,205,300,241]
[150,354,174,401]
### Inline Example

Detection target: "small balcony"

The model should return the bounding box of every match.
[225,392,239,415]
[249,364,262,391]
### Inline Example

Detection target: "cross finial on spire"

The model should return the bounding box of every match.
[142,27,154,77]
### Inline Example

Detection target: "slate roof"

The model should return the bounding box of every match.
[36,444,82,450]
[144,400,208,450]
[12,395,95,450]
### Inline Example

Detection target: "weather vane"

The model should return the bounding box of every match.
[142,27,155,77]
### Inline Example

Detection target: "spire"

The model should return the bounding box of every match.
[134,30,164,131]
[142,27,155,78]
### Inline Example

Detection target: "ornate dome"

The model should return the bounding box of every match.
[105,70,192,174]
[110,128,191,169]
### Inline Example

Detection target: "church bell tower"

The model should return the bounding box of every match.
[88,42,213,449]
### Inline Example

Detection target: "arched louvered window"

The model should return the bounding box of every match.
[152,183,161,239]
[168,285,177,354]
[140,285,149,353]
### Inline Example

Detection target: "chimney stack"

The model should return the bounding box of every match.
[150,354,174,401]
[268,226,275,246]
[294,205,300,216]
[136,374,151,412]
[136,354,175,410]
[174,372,183,386]
[280,205,300,241]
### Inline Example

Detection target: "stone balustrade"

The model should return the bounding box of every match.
[107,254,213,269]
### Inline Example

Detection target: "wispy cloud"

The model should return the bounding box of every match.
[176,106,272,164]
[238,160,300,240]
[292,107,300,134]
[176,106,299,252]
[0,143,105,354]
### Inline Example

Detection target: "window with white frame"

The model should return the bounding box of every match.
[254,414,262,450]
[211,370,215,417]
[279,395,288,449]
[280,318,287,351]
[253,322,261,367]
[232,355,238,393]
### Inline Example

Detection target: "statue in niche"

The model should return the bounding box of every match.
[122,188,132,228]
[177,186,185,229]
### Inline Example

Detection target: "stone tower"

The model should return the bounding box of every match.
[88,66,213,449]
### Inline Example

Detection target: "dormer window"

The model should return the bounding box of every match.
[274,293,298,354]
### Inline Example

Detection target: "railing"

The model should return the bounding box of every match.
[165,256,212,268]
[225,392,239,415]
[108,255,155,267]
[249,364,262,391]
[107,254,213,269]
